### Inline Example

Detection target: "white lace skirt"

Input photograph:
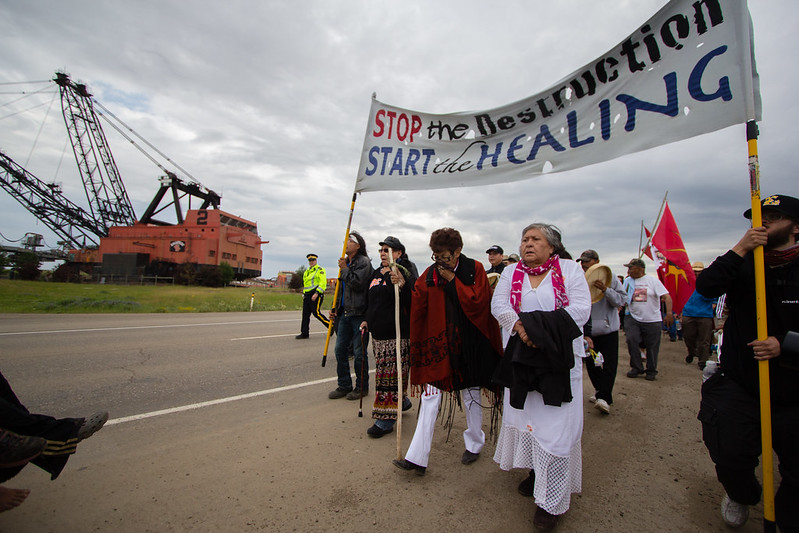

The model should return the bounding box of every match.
[493,360,583,515]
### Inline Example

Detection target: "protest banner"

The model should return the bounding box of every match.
[356,0,760,192]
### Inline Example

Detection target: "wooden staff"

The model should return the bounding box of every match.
[746,120,775,532]
[387,248,404,460]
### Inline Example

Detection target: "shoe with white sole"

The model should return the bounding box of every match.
[595,399,610,414]
[720,493,749,529]
[588,394,596,403]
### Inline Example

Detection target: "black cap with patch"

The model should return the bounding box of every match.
[743,194,799,220]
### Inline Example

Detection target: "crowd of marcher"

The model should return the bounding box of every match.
[300,193,798,532]
[3,194,796,532]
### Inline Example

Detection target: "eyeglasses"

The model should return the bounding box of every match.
[431,253,454,263]
[379,247,391,253]
[761,212,786,223]
[308,258,316,262]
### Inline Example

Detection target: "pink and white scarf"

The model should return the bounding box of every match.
[510,255,569,312]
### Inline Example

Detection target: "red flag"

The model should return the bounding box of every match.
[650,202,695,314]
[642,227,653,259]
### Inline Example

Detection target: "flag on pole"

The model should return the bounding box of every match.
[649,202,695,314]
[356,0,761,193]
[642,227,654,260]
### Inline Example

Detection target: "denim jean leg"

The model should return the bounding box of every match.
[351,316,368,391]
[334,315,356,390]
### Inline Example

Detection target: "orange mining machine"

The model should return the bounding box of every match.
[0,72,264,280]
[96,208,263,280]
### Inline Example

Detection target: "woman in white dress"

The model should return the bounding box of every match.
[491,223,591,531]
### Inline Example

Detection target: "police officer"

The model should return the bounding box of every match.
[296,253,330,339]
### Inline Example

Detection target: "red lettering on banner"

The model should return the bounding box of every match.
[373,109,421,142]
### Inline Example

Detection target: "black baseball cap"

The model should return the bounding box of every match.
[624,258,646,268]
[577,249,599,262]
[743,194,799,220]
[379,236,405,253]
[486,245,503,254]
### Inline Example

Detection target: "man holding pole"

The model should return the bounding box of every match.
[696,194,799,531]
[328,231,373,401]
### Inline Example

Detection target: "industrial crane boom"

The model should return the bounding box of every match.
[0,150,102,248]
[54,72,137,233]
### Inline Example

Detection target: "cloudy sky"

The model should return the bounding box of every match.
[1,0,795,280]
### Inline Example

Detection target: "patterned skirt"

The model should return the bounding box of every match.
[372,338,410,421]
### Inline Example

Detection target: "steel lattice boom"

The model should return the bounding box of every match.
[54,72,137,233]
[0,150,101,248]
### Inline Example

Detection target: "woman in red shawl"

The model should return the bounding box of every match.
[393,228,502,475]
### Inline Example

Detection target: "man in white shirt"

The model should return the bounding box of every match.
[622,258,673,381]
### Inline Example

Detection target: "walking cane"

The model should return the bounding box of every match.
[746,120,776,532]
[358,326,367,418]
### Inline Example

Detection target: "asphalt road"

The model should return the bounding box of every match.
[0,312,335,420]
[0,313,771,532]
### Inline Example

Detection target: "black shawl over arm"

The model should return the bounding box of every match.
[493,308,582,408]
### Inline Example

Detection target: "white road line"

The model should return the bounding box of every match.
[106,371,373,426]
[0,318,297,336]
[107,376,337,425]
[231,331,325,341]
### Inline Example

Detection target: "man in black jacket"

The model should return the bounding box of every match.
[696,194,799,531]
[328,231,373,401]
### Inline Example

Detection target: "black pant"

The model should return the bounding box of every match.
[0,372,80,482]
[698,372,799,531]
[300,292,330,336]
[585,331,619,404]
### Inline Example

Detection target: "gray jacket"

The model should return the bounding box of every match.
[339,254,372,315]
[588,275,627,336]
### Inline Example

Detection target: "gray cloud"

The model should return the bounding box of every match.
[1,0,795,281]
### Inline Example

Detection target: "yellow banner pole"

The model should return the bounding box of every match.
[321,191,358,367]
[746,120,775,532]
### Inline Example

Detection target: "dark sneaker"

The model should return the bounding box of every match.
[534,507,559,531]
[393,458,426,476]
[366,424,393,438]
[645,373,657,381]
[402,397,413,412]
[346,388,367,401]
[0,430,47,468]
[295,334,309,339]
[685,354,694,363]
[518,469,535,497]
[461,450,479,465]
[328,387,352,399]
[626,370,643,378]
[348,388,368,400]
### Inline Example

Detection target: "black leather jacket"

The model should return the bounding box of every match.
[338,254,372,316]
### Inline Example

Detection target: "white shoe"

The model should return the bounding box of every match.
[595,399,610,414]
[720,493,749,528]
[588,394,596,403]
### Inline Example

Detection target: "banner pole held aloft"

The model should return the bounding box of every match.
[747,120,775,533]
[322,191,358,367]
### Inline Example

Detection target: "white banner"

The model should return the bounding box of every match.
[356,0,760,192]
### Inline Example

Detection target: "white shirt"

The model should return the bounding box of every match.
[627,274,669,323]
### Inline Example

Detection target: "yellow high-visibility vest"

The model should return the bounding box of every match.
[303,264,327,294]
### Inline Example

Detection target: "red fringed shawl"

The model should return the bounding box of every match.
[409,256,503,392]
